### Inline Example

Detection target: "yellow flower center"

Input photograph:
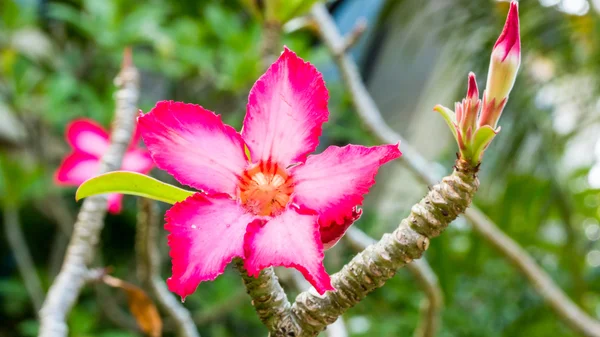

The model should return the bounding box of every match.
[238,161,294,216]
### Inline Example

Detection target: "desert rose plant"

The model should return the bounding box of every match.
[72,2,523,336]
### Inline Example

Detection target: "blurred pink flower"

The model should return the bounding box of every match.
[138,48,401,298]
[55,118,154,213]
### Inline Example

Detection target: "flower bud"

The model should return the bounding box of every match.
[457,72,480,137]
[480,1,520,128]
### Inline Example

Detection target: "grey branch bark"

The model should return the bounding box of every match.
[3,206,45,312]
[290,159,478,336]
[345,228,442,337]
[38,50,140,337]
[136,198,200,337]
[311,4,600,337]
[236,259,297,335]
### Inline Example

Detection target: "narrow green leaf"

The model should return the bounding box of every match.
[76,171,194,205]
[470,125,498,164]
[433,104,459,145]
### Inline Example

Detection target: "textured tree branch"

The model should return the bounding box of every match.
[136,198,200,337]
[236,259,297,334]
[3,206,45,313]
[311,4,600,337]
[38,49,140,337]
[344,228,442,337]
[289,158,478,336]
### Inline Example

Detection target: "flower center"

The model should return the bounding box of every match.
[238,161,294,216]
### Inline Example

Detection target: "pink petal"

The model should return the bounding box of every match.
[66,119,110,157]
[122,148,154,174]
[54,152,99,185]
[242,47,329,167]
[493,1,520,62]
[138,101,248,195]
[107,194,123,214]
[320,207,362,250]
[291,144,401,227]
[165,193,256,298]
[243,208,333,294]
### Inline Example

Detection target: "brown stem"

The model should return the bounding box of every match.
[38,49,140,337]
[261,21,283,69]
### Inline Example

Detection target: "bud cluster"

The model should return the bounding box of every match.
[435,1,520,165]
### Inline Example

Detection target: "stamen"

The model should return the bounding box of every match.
[238,161,294,216]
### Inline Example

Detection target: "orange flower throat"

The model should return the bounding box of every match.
[238,161,294,216]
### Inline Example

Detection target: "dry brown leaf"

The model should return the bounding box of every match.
[103,274,162,337]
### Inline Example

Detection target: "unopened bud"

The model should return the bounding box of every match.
[481,1,520,128]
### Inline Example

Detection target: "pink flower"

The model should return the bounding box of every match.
[138,48,401,298]
[55,118,154,214]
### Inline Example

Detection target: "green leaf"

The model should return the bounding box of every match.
[76,171,194,205]
[470,125,498,164]
[433,104,459,145]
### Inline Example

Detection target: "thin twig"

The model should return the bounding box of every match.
[345,228,442,337]
[3,206,45,313]
[38,48,141,337]
[310,4,600,337]
[335,18,367,56]
[136,198,200,337]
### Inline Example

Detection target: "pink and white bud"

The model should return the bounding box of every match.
[457,72,480,137]
[480,1,520,128]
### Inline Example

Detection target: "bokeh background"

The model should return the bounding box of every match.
[1,0,600,336]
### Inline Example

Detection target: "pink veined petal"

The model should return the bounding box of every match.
[291,144,401,227]
[165,193,256,299]
[242,47,329,167]
[243,208,333,294]
[54,152,100,185]
[107,194,124,214]
[66,119,110,157]
[122,148,154,174]
[138,101,248,195]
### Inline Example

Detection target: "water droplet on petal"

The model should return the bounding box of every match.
[191,225,197,229]
[181,296,186,303]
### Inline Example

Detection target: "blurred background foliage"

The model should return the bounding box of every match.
[1,0,600,336]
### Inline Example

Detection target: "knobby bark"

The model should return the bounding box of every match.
[287,159,478,336]
[136,198,200,337]
[38,50,140,337]
[236,259,298,335]
[345,228,443,337]
[311,4,600,337]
